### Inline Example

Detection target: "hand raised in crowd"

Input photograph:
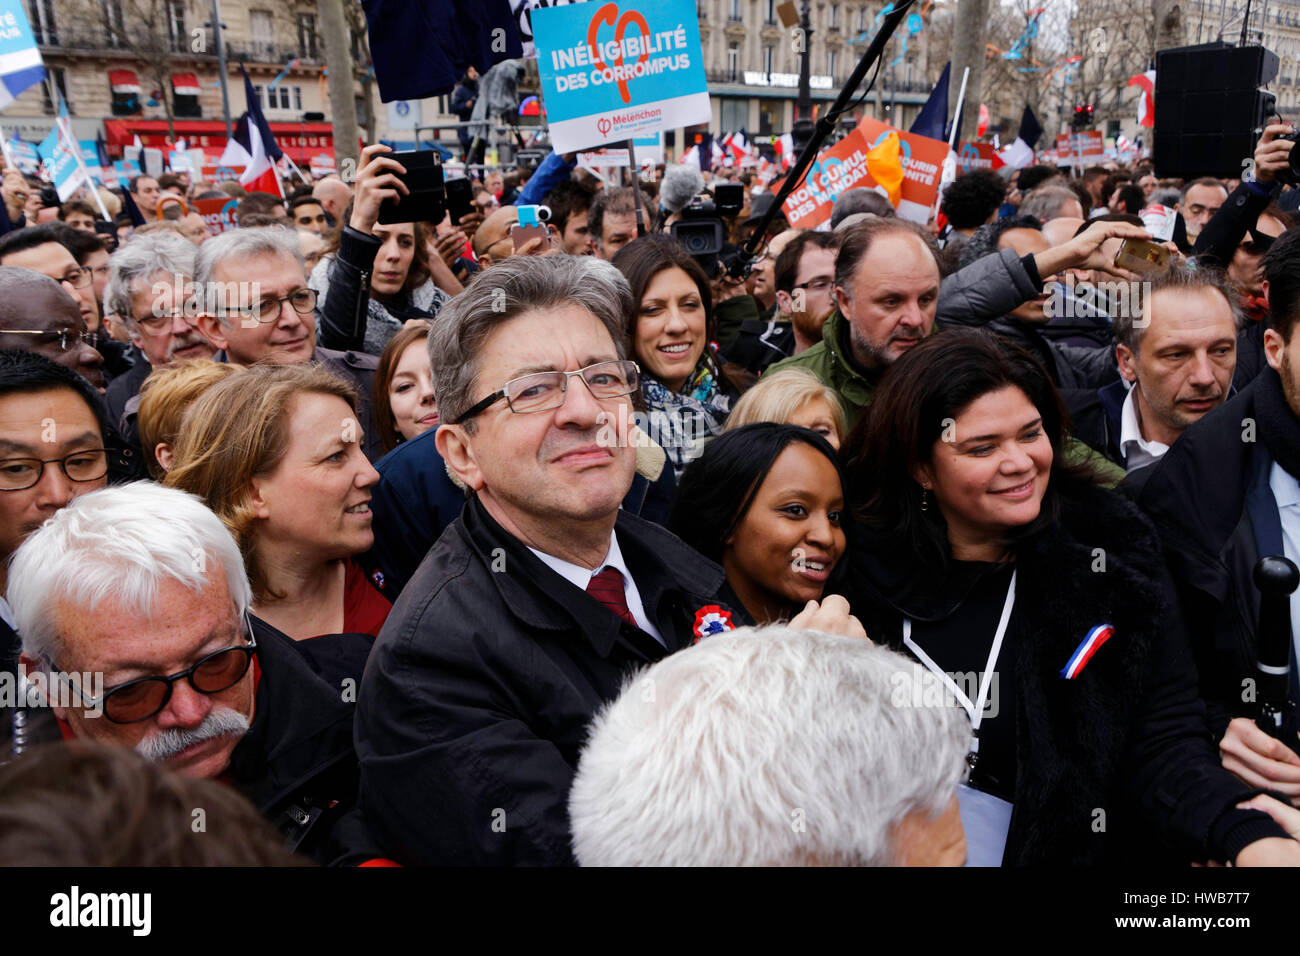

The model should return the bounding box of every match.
[1219,716,1300,802]
[456,210,484,242]
[1252,122,1296,184]
[433,227,468,268]
[348,143,409,237]
[788,594,869,641]
[1033,217,1152,283]
[2,170,28,223]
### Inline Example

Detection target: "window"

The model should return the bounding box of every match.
[765,43,774,75]
[730,0,741,19]
[109,69,141,115]
[28,0,57,45]
[766,0,775,22]
[721,98,748,131]
[167,0,186,53]
[828,48,837,77]
[172,74,201,118]
[250,10,274,59]
[101,0,125,47]
[857,5,866,31]
[728,41,739,80]
[253,84,303,113]
[830,2,839,28]
[40,67,68,113]
[297,13,318,58]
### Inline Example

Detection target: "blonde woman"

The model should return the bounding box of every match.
[724,367,847,449]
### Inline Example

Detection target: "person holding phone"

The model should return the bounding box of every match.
[313,144,450,355]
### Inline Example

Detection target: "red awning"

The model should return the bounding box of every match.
[109,69,140,94]
[171,73,202,96]
[103,119,337,164]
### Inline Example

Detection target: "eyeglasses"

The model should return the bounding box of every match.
[453,360,640,424]
[0,447,108,490]
[234,288,318,324]
[51,618,257,724]
[133,308,199,336]
[794,277,835,292]
[59,267,92,290]
[3,328,101,351]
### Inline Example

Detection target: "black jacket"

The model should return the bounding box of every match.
[1135,372,1293,741]
[1064,379,1128,471]
[355,495,741,865]
[316,226,433,356]
[1193,179,1279,269]
[843,477,1286,864]
[721,312,794,375]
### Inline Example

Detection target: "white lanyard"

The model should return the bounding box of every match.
[902,569,1016,763]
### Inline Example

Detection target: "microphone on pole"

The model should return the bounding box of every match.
[1253,555,1300,754]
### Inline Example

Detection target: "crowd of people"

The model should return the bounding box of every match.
[7,121,1300,868]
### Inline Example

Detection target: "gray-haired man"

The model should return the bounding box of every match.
[355,254,741,866]
[190,226,383,460]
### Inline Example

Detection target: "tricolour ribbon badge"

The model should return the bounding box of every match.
[1060,623,1114,679]
[693,605,735,643]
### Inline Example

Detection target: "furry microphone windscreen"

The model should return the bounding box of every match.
[660,165,705,215]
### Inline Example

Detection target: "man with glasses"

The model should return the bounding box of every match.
[0,268,104,390]
[191,226,383,460]
[355,255,739,865]
[0,349,107,744]
[5,482,366,863]
[774,230,841,357]
[0,223,101,334]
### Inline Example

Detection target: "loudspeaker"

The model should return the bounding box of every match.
[1153,42,1279,179]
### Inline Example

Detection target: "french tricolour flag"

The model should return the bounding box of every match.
[1060,624,1115,680]
[219,64,285,196]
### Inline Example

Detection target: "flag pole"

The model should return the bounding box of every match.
[948,67,970,153]
[49,82,112,221]
[0,123,14,170]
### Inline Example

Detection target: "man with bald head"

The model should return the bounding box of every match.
[313,176,352,228]
[471,205,556,267]
[0,223,101,334]
[0,267,104,389]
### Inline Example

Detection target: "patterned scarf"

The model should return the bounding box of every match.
[640,363,732,480]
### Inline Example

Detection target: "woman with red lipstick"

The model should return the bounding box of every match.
[613,235,745,480]
[165,365,389,684]
[839,328,1299,867]
[669,423,848,625]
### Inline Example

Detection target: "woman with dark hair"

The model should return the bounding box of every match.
[670,423,848,624]
[372,323,436,455]
[612,233,744,478]
[840,327,1299,866]
[313,144,451,355]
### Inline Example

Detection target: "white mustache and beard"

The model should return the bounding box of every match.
[136,706,250,763]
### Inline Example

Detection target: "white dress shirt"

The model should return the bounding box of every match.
[528,530,665,646]
[1270,461,1300,664]
[1119,387,1170,473]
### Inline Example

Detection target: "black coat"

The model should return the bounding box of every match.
[1135,372,1290,740]
[355,495,742,865]
[843,477,1286,864]
[1064,379,1127,471]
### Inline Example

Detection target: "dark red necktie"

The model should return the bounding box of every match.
[586,567,638,628]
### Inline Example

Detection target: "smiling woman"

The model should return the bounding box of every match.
[164,364,389,672]
[612,234,746,478]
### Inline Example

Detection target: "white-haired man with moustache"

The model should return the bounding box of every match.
[569,626,970,866]
[8,482,364,862]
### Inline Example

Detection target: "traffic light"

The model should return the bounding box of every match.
[1072,104,1094,130]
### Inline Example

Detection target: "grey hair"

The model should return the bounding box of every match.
[428,255,633,430]
[104,231,196,325]
[1114,262,1243,353]
[9,482,253,665]
[194,225,304,326]
[569,625,971,866]
[1019,185,1082,223]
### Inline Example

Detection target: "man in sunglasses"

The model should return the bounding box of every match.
[191,226,383,460]
[355,255,740,866]
[6,482,366,863]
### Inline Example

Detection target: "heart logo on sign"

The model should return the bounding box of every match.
[587,2,651,105]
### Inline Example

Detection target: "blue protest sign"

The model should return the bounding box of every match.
[533,0,710,153]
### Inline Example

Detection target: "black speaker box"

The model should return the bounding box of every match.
[1153,42,1279,179]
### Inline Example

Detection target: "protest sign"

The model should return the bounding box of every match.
[856,117,948,224]
[578,147,630,169]
[309,153,337,177]
[781,128,879,230]
[37,127,84,201]
[956,141,1005,174]
[194,196,240,236]
[76,140,104,184]
[533,0,710,153]
[8,136,38,173]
